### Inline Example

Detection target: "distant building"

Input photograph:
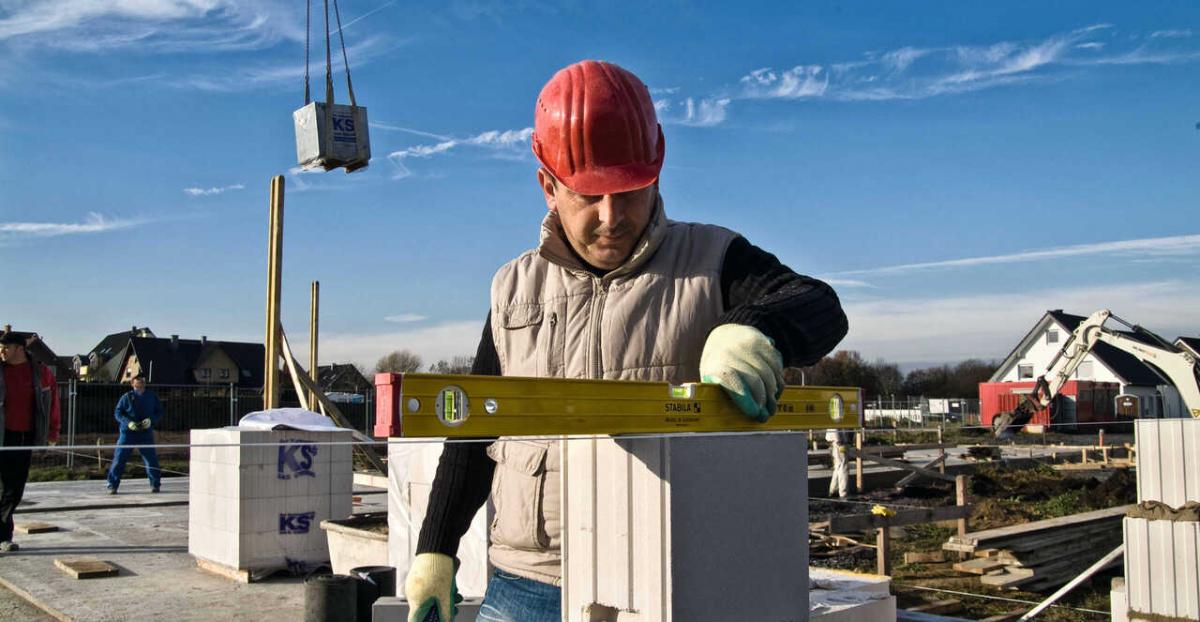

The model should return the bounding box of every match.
[0,325,72,380]
[981,310,1189,428]
[317,364,372,394]
[79,326,156,382]
[115,334,265,387]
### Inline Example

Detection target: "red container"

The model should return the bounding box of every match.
[979,380,1120,431]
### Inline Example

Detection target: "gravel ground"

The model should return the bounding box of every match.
[0,583,53,621]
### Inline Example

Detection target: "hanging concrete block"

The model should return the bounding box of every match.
[562,433,810,621]
[294,102,371,173]
[189,427,354,579]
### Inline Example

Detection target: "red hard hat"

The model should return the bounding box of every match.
[531,60,665,196]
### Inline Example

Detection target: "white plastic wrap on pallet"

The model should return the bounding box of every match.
[562,434,809,621]
[188,427,353,574]
[1123,516,1200,620]
[387,441,489,599]
[1136,419,1200,506]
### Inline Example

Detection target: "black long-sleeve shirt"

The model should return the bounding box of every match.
[416,236,848,557]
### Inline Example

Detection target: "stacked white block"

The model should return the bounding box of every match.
[387,441,490,598]
[1121,419,1200,621]
[562,434,809,621]
[189,428,353,574]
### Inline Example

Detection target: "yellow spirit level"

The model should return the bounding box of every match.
[374,373,861,438]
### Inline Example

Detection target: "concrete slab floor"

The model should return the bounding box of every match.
[2,478,387,622]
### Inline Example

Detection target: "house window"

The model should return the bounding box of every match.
[200,368,211,379]
[220,369,230,380]
[1075,361,1093,380]
[1018,364,1034,380]
[1046,331,1059,345]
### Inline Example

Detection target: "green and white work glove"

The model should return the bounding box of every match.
[405,552,458,622]
[140,418,152,431]
[126,421,139,431]
[700,324,785,423]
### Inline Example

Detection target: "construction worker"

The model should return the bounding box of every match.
[826,429,849,499]
[0,332,60,552]
[106,373,163,494]
[404,60,848,621]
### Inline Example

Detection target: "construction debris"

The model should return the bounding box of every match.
[943,505,1129,590]
[55,558,118,579]
[15,522,58,534]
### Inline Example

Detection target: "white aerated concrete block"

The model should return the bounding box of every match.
[1124,516,1200,620]
[1136,419,1200,506]
[562,433,810,621]
[189,427,355,573]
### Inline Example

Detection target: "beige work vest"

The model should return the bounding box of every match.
[486,197,737,584]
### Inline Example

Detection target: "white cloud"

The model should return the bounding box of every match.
[840,280,1200,363]
[183,183,244,196]
[320,321,482,368]
[679,97,731,126]
[830,233,1200,276]
[0,212,145,240]
[171,35,389,91]
[1151,29,1193,39]
[387,127,533,179]
[823,279,874,289]
[740,65,829,99]
[1075,42,1106,50]
[384,314,427,323]
[0,0,304,52]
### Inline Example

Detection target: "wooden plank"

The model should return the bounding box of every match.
[953,558,1007,575]
[904,551,946,564]
[830,504,972,532]
[946,505,1131,547]
[196,558,252,583]
[15,522,58,534]
[896,454,948,487]
[980,568,1034,587]
[54,558,118,580]
[975,548,1000,558]
[846,448,956,482]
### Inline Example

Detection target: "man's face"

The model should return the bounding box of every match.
[131,378,146,393]
[0,343,25,364]
[539,170,657,271]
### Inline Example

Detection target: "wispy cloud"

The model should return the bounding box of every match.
[1151,29,1193,39]
[824,278,874,289]
[184,183,244,197]
[0,212,146,241]
[171,35,390,91]
[657,24,1200,126]
[387,127,533,179]
[840,280,1200,363]
[830,234,1200,276]
[384,313,427,323]
[0,1,304,52]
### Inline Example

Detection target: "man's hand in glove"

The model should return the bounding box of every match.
[699,324,785,423]
[405,552,457,622]
[127,421,139,432]
[140,418,152,431]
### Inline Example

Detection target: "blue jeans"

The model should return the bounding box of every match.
[107,431,161,490]
[477,570,561,622]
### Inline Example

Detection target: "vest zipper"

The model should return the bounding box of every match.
[589,277,607,379]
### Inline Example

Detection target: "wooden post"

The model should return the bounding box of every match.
[876,525,892,576]
[263,176,285,410]
[1081,447,1089,464]
[956,475,968,537]
[309,280,320,408]
[937,428,946,474]
[855,429,864,493]
[1099,429,1108,465]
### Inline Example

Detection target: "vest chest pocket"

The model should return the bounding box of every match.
[499,302,565,377]
[487,440,552,550]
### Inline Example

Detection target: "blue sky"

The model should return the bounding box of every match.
[1,1,1197,370]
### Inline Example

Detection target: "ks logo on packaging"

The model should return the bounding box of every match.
[279,511,316,534]
[277,440,318,480]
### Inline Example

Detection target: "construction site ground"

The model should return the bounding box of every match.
[0,431,1130,622]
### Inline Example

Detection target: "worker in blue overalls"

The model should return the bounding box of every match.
[106,373,163,494]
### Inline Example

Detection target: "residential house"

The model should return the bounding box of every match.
[317,364,372,394]
[0,325,72,380]
[79,326,156,382]
[981,310,1188,429]
[115,334,265,387]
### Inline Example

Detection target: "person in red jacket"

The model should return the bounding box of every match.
[0,332,61,552]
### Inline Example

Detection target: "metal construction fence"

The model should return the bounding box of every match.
[863,395,982,429]
[55,380,373,441]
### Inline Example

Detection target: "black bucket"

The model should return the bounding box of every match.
[351,565,397,621]
[304,573,357,622]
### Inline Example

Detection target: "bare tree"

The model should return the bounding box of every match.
[429,355,475,375]
[375,349,423,374]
